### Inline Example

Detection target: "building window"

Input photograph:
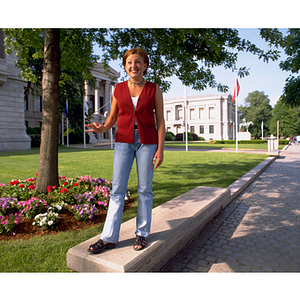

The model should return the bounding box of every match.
[199,107,204,119]
[24,95,28,111]
[99,96,104,114]
[190,126,195,133]
[35,96,42,112]
[89,95,95,111]
[0,29,5,59]
[190,108,195,120]
[166,110,171,121]
[209,107,214,119]
[199,125,204,134]
[209,125,214,134]
[175,105,183,120]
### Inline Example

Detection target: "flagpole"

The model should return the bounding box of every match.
[66,99,69,147]
[277,120,279,149]
[235,71,238,153]
[184,85,188,152]
[83,95,86,149]
[62,111,64,145]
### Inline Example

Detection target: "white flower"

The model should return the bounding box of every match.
[55,204,62,210]
[48,220,53,226]
[32,222,35,225]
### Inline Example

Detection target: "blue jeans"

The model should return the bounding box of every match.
[101,130,158,243]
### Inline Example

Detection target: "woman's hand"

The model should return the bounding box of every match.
[85,122,106,134]
[153,150,164,170]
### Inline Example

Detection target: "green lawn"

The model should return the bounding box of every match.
[0,146,268,272]
[165,141,285,150]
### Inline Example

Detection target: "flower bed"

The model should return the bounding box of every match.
[0,174,131,236]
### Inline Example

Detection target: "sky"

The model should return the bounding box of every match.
[94,28,290,108]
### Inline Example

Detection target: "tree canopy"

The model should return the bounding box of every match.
[279,29,300,107]
[3,28,282,192]
[102,28,280,93]
[270,97,300,137]
[239,91,273,139]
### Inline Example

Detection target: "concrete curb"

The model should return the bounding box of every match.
[67,154,276,272]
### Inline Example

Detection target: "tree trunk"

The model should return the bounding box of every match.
[35,29,61,193]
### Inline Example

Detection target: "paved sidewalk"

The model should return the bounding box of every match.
[161,145,300,272]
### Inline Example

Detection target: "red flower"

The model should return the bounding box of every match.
[60,188,68,194]
[28,185,35,190]
[46,186,53,192]
[74,183,79,187]
[9,180,19,185]
[63,182,67,186]
[52,185,57,189]
[28,178,35,182]
[19,184,25,188]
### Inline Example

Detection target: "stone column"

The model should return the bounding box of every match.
[94,78,99,114]
[104,80,110,109]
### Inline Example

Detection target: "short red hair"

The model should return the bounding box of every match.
[123,48,149,75]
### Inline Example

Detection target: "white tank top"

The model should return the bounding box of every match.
[131,96,138,110]
[132,96,138,124]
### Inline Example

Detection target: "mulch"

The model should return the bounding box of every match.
[0,199,134,241]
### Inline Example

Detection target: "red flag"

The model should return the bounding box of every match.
[231,78,240,103]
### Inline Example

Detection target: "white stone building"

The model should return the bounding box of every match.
[164,94,235,140]
[0,29,31,151]
[84,63,120,143]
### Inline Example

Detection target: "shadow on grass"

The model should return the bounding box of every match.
[0,146,112,157]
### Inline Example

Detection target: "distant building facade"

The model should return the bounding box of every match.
[84,63,120,143]
[164,94,235,140]
[24,63,119,144]
[0,29,31,151]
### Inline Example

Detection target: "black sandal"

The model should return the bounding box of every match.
[87,239,115,254]
[133,235,146,251]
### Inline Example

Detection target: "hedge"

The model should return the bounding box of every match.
[214,140,289,145]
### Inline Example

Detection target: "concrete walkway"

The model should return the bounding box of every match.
[161,144,300,272]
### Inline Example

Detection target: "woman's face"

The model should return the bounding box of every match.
[125,54,147,79]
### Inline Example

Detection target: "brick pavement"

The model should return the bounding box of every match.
[160,145,300,272]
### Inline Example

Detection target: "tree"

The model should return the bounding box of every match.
[4,28,103,192]
[261,28,300,107]
[270,97,300,137]
[239,91,273,139]
[35,29,61,191]
[279,29,300,108]
[4,28,281,192]
[102,29,280,93]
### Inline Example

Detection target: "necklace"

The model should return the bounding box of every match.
[129,79,144,85]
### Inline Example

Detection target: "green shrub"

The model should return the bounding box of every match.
[26,127,38,134]
[175,132,198,141]
[28,134,41,147]
[214,140,267,144]
[64,127,90,144]
[165,132,175,141]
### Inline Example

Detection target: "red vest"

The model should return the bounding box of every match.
[114,81,158,144]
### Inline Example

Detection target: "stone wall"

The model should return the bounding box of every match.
[0,29,31,151]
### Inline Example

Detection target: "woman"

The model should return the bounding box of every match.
[85,48,165,253]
